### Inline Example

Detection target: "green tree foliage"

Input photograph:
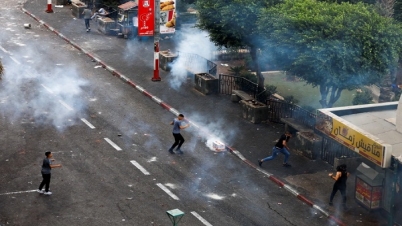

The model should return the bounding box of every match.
[259,0,402,107]
[196,0,279,89]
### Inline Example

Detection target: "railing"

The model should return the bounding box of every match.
[321,136,360,166]
[218,74,259,98]
[265,99,317,129]
[177,52,217,76]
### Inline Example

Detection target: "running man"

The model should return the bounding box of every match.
[37,151,62,195]
[258,131,292,167]
[168,114,190,154]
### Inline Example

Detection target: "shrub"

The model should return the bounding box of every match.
[352,88,373,105]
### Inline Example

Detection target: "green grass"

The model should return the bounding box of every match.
[263,71,355,109]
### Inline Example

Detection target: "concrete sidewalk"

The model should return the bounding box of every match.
[21,2,388,225]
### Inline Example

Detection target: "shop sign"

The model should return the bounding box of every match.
[316,111,385,167]
[138,0,154,36]
[159,0,176,34]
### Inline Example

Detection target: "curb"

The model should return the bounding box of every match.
[20,7,346,226]
[226,146,346,226]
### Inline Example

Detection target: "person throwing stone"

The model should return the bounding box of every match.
[328,164,349,208]
[37,151,62,195]
[168,114,189,154]
[258,131,292,167]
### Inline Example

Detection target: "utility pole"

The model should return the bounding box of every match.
[152,0,161,81]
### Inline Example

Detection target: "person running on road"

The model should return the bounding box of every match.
[258,131,292,167]
[82,7,92,32]
[328,164,349,207]
[37,151,62,195]
[168,114,189,154]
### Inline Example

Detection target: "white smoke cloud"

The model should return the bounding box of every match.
[169,28,217,90]
[0,31,88,131]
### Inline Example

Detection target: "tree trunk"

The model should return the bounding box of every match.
[319,84,329,108]
[327,86,342,108]
[250,46,264,91]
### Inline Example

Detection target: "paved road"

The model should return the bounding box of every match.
[0,2,335,226]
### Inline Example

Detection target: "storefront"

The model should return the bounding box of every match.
[315,101,402,225]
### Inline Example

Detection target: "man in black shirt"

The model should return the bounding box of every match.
[258,131,292,167]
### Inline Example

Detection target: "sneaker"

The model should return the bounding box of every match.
[329,202,333,206]
[258,160,263,167]
[37,189,44,194]
[283,163,291,167]
[88,28,91,31]
[44,191,52,195]
[86,29,89,32]
[168,148,174,154]
[176,149,183,155]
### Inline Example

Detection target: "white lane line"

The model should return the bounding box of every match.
[156,183,179,200]
[9,56,21,65]
[0,45,11,54]
[0,189,37,196]
[80,118,95,129]
[41,84,54,94]
[130,160,150,175]
[191,211,213,226]
[58,100,74,111]
[104,138,122,151]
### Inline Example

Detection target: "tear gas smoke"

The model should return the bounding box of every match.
[0,30,88,131]
[169,29,217,90]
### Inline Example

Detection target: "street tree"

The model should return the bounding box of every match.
[259,0,402,107]
[196,0,279,89]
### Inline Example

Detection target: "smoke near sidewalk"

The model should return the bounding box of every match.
[169,29,217,90]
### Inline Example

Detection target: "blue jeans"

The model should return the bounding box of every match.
[262,147,290,163]
[85,19,90,29]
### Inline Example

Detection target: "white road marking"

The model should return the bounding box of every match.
[130,160,150,175]
[10,56,21,65]
[0,45,11,54]
[58,100,74,111]
[80,118,95,129]
[156,183,179,200]
[191,211,213,226]
[41,84,54,94]
[104,138,122,151]
[0,189,37,196]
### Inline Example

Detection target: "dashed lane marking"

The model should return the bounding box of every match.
[191,211,213,226]
[0,45,11,54]
[41,84,54,94]
[104,138,122,151]
[58,100,74,111]
[156,183,179,200]
[0,189,37,196]
[130,160,150,175]
[81,118,95,129]
[9,56,21,65]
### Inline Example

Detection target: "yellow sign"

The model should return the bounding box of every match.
[316,111,385,167]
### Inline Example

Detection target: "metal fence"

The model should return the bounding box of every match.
[320,136,360,165]
[218,74,259,98]
[265,99,317,128]
[177,52,217,76]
